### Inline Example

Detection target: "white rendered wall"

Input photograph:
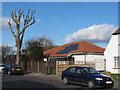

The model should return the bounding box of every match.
[86,55,105,61]
[72,55,85,64]
[104,35,119,74]
[119,35,120,56]
[72,54,105,70]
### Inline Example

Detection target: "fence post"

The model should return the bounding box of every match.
[56,61,58,75]
[21,61,22,67]
[38,61,39,73]
[31,61,32,72]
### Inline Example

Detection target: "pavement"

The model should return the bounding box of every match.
[24,72,61,81]
[24,72,120,89]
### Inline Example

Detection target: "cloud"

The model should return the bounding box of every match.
[1,17,40,31]
[0,44,14,47]
[0,17,15,30]
[65,24,118,43]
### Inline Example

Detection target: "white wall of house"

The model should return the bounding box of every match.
[86,55,105,61]
[117,35,120,56]
[72,54,105,71]
[104,35,120,74]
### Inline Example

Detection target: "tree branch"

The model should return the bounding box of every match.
[11,11,15,22]
[8,21,17,43]
[14,10,17,23]
[27,10,35,24]
[18,9,24,24]
[19,10,36,36]
[25,20,36,28]
[19,24,27,35]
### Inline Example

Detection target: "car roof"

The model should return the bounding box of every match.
[69,66,93,68]
[7,64,18,65]
[0,63,5,65]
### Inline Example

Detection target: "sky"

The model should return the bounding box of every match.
[1,2,118,49]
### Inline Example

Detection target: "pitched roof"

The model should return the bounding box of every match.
[44,41,105,57]
[112,28,120,35]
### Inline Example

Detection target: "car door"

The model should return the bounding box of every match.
[5,65,11,71]
[66,67,76,83]
[74,68,87,85]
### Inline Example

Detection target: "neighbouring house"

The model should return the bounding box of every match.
[104,28,120,74]
[44,41,105,71]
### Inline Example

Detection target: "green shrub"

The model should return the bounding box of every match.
[111,74,120,80]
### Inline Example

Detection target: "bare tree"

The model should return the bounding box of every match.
[8,9,36,64]
[0,45,13,62]
[25,36,58,51]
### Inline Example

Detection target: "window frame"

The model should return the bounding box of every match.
[114,56,120,68]
[67,67,76,73]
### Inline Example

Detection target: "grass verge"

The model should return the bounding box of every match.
[111,74,120,80]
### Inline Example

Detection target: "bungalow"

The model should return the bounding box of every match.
[104,28,120,74]
[44,41,105,71]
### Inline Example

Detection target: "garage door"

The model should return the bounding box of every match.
[95,59,106,71]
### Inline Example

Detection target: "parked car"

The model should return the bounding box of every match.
[61,66,114,89]
[0,64,5,73]
[2,64,24,75]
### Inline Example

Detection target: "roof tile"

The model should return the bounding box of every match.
[44,41,105,57]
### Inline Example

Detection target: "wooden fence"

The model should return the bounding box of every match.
[4,60,95,76]
[56,61,95,76]
[20,61,56,74]
[4,60,56,74]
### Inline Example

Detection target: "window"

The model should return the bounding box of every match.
[82,68,89,73]
[76,68,82,74]
[114,57,120,68]
[68,67,76,73]
[6,65,10,68]
[82,67,98,74]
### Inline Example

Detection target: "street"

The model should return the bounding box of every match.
[1,73,120,90]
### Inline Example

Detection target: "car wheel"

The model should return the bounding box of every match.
[88,80,95,89]
[1,70,4,74]
[2,69,6,74]
[62,77,69,85]
[8,71,11,75]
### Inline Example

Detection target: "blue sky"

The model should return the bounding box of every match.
[1,2,118,48]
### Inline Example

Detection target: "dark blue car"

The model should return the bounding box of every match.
[61,66,114,89]
[2,64,24,75]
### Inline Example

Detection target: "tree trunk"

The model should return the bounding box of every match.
[16,39,21,65]
[16,49,20,65]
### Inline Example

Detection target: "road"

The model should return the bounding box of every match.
[2,74,120,90]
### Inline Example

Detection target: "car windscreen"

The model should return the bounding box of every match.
[0,65,5,67]
[82,67,98,74]
[11,64,21,67]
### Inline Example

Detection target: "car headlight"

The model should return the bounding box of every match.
[96,78,103,80]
